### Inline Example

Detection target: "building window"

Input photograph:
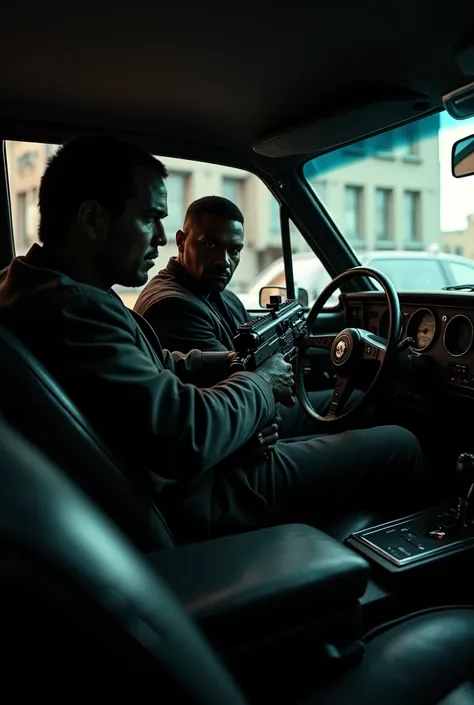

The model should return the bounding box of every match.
[16,149,38,173]
[375,188,393,241]
[404,190,421,243]
[166,172,188,233]
[406,140,420,157]
[16,192,27,246]
[404,123,421,158]
[345,186,364,240]
[375,131,394,157]
[222,177,242,207]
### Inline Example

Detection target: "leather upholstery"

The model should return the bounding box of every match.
[2,414,474,703]
[152,524,369,646]
[439,682,474,704]
[0,323,174,551]
[306,608,474,705]
[0,416,246,702]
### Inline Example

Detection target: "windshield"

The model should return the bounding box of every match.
[303,110,474,292]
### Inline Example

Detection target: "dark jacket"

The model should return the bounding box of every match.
[134,257,249,353]
[0,245,275,536]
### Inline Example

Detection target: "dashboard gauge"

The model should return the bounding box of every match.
[407,308,436,352]
[443,314,474,358]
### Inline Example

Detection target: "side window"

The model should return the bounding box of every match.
[5,141,49,255]
[369,258,445,291]
[446,261,474,286]
[5,141,335,311]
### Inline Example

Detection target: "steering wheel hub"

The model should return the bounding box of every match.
[332,332,353,366]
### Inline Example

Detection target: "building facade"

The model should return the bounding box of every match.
[307,116,442,256]
[6,131,441,303]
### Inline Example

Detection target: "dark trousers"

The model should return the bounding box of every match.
[276,389,364,439]
[208,422,426,539]
[170,390,429,544]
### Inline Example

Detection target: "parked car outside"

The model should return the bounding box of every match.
[235,250,474,309]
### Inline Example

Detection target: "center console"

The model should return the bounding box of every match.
[151,523,369,649]
[347,452,474,577]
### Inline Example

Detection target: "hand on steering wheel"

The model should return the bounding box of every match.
[295,266,402,424]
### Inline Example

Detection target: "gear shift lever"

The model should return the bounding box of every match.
[454,453,474,526]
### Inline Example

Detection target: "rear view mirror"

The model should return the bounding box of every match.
[452,133,474,178]
[444,81,474,120]
[259,286,287,308]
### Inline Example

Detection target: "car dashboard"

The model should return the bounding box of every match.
[343,290,474,408]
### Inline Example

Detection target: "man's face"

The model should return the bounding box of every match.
[99,165,168,288]
[178,213,244,294]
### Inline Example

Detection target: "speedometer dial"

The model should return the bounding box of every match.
[407,308,436,352]
[443,315,474,357]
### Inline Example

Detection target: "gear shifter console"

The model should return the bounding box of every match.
[454,452,474,527]
[347,453,474,570]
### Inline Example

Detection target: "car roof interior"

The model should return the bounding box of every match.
[2,0,474,172]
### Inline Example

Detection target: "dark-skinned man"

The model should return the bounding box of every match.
[0,137,426,544]
[134,196,364,440]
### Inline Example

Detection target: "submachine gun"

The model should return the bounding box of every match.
[230,296,307,373]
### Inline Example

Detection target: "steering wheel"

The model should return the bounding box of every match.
[295,266,402,424]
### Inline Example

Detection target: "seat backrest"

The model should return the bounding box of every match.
[0,324,174,552]
[0,416,245,701]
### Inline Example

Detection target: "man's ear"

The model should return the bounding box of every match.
[176,229,186,252]
[77,200,109,243]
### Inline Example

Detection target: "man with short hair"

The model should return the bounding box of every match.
[0,137,426,544]
[134,195,361,437]
[135,196,247,349]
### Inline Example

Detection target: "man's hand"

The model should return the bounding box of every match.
[254,354,296,407]
[253,422,279,457]
[244,420,279,462]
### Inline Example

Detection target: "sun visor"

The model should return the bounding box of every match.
[253,88,435,158]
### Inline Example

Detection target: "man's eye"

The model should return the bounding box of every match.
[205,242,216,249]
